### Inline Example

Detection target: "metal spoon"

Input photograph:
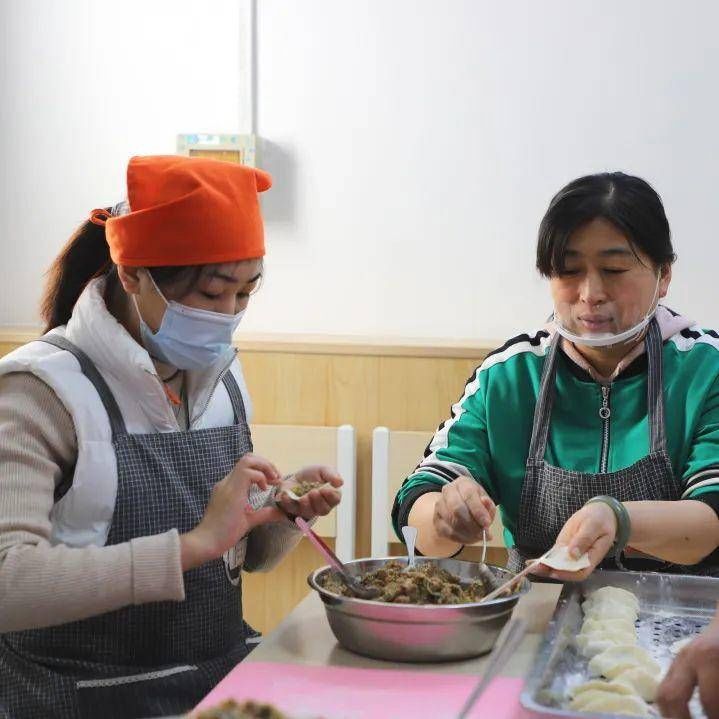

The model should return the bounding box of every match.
[476,529,502,592]
[401,525,418,572]
[295,517,379,600]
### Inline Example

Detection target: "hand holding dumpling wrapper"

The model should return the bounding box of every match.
[479,545,591,603]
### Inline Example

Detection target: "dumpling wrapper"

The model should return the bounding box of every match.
[569,690,650,716]
[614,666,661,702]
[571,679,636,698]
[539,545,591,571]
[588,645,661,678]
[586,586,640,611]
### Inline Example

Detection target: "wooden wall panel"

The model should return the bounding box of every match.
[0,334,491,633]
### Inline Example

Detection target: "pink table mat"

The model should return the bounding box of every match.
[193,661,542,718]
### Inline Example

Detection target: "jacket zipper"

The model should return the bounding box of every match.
[149,352,237,430]
[192,353,238,428]
[599,384,611,473]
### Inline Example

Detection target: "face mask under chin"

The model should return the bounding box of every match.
[553,274,662,349]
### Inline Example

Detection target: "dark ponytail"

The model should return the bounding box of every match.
[40,211,113,333]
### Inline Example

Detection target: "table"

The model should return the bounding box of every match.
[246,580,562,677]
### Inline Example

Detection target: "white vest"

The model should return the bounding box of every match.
[0,279,252,548]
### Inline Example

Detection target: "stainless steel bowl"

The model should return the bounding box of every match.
[307,557,530,662]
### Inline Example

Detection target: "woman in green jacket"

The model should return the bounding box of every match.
[393,172,719,578]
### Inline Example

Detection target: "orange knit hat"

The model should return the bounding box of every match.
[101,155,271,267]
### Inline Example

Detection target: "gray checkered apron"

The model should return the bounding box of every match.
[507,319,717,576]
[0,337,253,719]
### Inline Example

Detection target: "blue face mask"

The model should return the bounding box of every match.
[135,276,244,371]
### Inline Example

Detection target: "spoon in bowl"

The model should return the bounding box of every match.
[401,525,418,572]
[295,517,379,600]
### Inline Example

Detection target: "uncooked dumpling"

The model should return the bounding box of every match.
[613,666,661,702]
[582,598,638,623]
[576,628,637,657]
[586,586,640,611]
[571,679,635,697]
[539,545,591,571]
[588,645,660,678]
[569,689,650,716]
[581,616,636,635]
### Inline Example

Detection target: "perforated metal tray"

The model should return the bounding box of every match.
[521,570,719,718]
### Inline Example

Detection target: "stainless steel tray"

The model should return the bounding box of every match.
[521,571,719,718]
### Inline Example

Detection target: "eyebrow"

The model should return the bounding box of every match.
[211,271,262,284]
[564,247,635,259]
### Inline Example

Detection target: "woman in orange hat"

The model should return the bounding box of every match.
[0,156,342,718]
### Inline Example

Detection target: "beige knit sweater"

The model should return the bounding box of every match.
[0,371,302,633]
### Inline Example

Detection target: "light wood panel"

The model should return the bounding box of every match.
[238,350,487,632]
[0,331,492,633]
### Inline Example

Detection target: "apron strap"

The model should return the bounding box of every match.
[221,370,248,426]
[645,318,666,454]
[37,335,128,439]
[527,332,561,460]
[528,317,666,461]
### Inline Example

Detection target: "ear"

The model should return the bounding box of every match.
[658,263,672,299]
[117,265,143,295]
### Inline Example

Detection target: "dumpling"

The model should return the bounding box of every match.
[585,586,640,611]
[577,638,621,658]
[571,679,635,697]
[569,689,650,716]
[576,628,638,657]
[582,598,638,623]
[581,616,636,635]
[613,666,661,702]
[588,645,660,678]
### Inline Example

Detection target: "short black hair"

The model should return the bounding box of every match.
[536,172,676,277]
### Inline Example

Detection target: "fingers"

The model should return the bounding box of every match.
[434,495,478,545]
[235,453,282,490]
[315,466,344,488]
[456,481,495,532]
[246,505,286,528]
[566,517,606,559]
[656,653,696,719]
[697,661,719,719]
[275,476,342,519]
[434,478,495,544]
[545,566,595,582]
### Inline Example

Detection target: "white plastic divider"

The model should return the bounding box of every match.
[370,426,391,558]
[334,424,356,562]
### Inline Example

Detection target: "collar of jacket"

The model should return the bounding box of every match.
[64,276,237,431]
[544,305,695,383]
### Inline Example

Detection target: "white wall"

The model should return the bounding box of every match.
[0,0,245,325]
[3,1,719,343]
[253,0,719,341]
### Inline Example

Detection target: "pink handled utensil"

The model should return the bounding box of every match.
[295,517,379,600]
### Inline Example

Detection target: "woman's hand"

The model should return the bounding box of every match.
[531,501,617,581]
[656,606,719,719]
[180,453,283,570]
[275,465,343,520]
[432,476,496,545]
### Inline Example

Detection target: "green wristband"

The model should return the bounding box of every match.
[585,495,631,570]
